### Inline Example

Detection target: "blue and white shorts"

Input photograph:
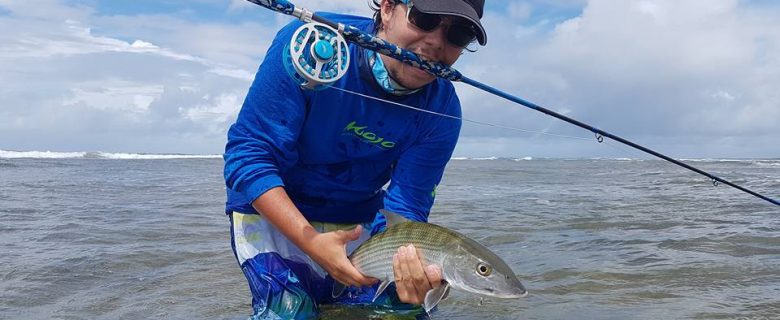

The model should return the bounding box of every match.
[229,212,422,319]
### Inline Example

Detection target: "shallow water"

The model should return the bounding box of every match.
[1,157,778,319]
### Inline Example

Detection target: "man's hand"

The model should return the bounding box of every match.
[304,225,377,288]
[393,244,442,305]
[251,188,375,287]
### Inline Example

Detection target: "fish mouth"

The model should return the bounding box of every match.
[500,289,528,298]
[516,283,529,297]
[498,281,528,298]
[481,286,528,298]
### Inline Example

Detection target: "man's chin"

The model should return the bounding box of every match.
[400,78,435,90]
[399,70,436,89]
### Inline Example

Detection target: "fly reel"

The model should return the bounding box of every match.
[283,22,349,90]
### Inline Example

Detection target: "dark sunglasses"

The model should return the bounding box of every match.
[404,2,478,48]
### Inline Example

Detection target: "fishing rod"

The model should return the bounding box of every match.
[244,0,780,207]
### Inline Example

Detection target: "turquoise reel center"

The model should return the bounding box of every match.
[282,22,350,90]
[313,40,334,61]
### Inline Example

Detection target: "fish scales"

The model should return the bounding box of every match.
[350,222,461,279]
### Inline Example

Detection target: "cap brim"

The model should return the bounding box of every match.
[412,0,487,46]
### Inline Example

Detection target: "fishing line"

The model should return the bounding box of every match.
[244,0,780,207]
[338,79,691,167]
[601,139,649,160]
[329,86,593,141]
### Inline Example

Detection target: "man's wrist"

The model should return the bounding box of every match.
[296,226,321,254]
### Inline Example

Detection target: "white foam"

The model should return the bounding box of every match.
[753,160,780,167]
[679,158,755,162]
[0,150,87,159]
[0,150,221,160]
[589,157,640,161]
[95,152,221,160]
[450,156,500,161]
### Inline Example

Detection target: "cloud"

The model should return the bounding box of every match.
[180,91,244,136]
[507,1,533,21]
[0,0,273,153]
[63,80,165,114]
[543,0,780,134]
[0,0,778,158]
[452,0,780,158]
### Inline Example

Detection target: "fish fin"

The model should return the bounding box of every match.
[332,282,346,298]
[379,209,410,227]
[423,282,451,314]
[371,277,392,302]
[440,282,452,301]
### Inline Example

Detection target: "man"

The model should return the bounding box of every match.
[223,0,487,318]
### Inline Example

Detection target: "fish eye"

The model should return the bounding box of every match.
[476,263,492,276]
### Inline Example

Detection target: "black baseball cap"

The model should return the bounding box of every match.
[409,0,487,45]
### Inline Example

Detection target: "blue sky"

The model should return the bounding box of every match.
[1,0,779,158]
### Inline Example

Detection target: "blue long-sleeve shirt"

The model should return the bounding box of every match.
[224,13,462,232]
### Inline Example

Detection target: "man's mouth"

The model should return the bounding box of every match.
[408,64,433,77]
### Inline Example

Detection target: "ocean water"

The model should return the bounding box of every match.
[1,153,778,319]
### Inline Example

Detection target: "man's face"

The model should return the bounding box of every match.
[377,1,468,89]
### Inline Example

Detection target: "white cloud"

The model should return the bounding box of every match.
[208,67,255,81]
[452,0,780,158]
[0,0,267,153]
[508,1,533,21]
[0,0,778,158]
[63,80,165,114]
[181,92,243,135]
[227,0,255,12]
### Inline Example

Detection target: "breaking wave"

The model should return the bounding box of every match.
[0,150,221,160]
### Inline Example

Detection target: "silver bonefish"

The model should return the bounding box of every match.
[335,210,527,313]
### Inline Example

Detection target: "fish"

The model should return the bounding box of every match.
[334,209,527,313]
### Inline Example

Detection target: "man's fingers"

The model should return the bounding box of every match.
[329,226,374,286]
[394,245,432,304]
[425,265,442,288]
[345,266,376,287]
[331,254,376,287]
[338,225,362,242]
[393,251,412,301]
[392,244,444,305]
[397,246,415,284]
[406,245,432,298]
[393,251,402,282]
[334,271,376,287]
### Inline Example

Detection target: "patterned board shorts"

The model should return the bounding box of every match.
[229,212,425,319]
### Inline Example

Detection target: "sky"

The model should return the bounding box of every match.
[1,0,778,158]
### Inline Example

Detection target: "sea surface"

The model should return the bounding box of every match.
[1,153,778,319]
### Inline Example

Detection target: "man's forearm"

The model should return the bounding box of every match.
[252,186,319,252]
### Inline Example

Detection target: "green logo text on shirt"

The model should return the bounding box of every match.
[344,121,396,149]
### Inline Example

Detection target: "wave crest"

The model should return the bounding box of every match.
[0,150,221,160]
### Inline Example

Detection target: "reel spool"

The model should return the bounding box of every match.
[283,22,349,90]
